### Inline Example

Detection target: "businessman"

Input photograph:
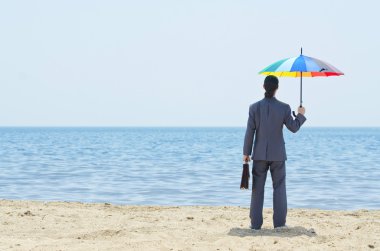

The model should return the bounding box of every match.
[243,75,306,230]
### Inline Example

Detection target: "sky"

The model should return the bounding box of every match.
[0,0,379,127]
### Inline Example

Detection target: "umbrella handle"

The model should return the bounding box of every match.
[292,105,303,117]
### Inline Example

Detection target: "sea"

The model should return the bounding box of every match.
[0,127,379,210]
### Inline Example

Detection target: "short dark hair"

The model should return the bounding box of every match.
[264,75,279,98]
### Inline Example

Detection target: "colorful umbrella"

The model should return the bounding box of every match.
[259,48,344,115]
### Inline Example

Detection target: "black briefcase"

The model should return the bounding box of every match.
[240,161,250,190]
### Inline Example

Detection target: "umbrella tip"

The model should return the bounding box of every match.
[301,47,303,55]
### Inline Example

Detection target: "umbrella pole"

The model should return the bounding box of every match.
[300,47,303,108]
[300,72,303,107]
[292,71,303,117]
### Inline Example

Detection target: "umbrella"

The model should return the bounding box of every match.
[240,161,250,190]
[259,48,344,116]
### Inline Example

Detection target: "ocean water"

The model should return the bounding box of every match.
[0,127,379,210]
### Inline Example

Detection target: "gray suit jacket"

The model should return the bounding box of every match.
[243,97,306,161]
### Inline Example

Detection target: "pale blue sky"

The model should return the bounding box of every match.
[0,0,379,126]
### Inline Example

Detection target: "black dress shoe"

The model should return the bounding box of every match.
[249,225,261,231]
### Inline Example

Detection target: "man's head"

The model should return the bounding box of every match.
[263,75,279,98]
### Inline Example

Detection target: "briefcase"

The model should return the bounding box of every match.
[240,161,250,189]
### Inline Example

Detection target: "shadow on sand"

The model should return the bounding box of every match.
[228,226,317,238]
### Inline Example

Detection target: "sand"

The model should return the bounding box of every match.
[0,200,379,251]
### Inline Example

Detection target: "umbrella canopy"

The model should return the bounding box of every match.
[259,55,344,77]
[258,48,344,108]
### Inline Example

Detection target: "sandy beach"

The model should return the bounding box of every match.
[0,200,378,250]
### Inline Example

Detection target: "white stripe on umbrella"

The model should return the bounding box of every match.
[275,57,298,72]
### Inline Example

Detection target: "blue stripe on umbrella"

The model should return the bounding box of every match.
[290,55,307,72]
[303,56,323,72]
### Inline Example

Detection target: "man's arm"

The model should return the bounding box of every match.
[284,105,306,133]
[243,105,256,160]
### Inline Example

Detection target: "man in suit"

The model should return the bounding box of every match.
[243,75,306,230]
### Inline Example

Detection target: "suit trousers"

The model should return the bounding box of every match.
[249,160,287,229]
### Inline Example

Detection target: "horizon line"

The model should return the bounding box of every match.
[0,125,379,128]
